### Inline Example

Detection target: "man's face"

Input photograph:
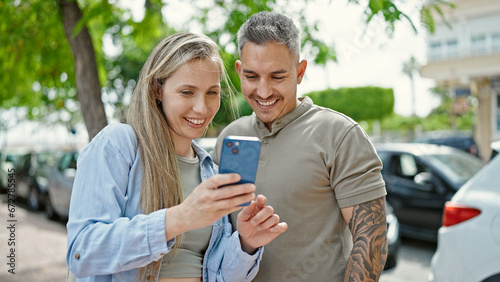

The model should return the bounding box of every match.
[236,42,307,130]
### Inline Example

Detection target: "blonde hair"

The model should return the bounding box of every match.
[124,32,237,281]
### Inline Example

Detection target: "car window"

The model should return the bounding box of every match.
[383,153,427,180]
[400,154,418,176]
[37,152,62,167]
[5,154,20,164]
[59,152,78,171]
[17,154,32,171]
[423,152,483,186]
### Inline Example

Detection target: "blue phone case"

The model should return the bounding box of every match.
[219,136,261,206]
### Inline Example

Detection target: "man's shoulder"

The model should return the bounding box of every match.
[310,104,357,124]
[305,103,358,128]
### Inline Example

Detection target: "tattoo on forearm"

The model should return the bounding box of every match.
[345,197,388,282]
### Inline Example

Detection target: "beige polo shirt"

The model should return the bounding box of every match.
[212,96,386,281]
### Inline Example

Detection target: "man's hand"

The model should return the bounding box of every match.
[237,195,288,254]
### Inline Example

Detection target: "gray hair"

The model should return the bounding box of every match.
[237,11,301,61]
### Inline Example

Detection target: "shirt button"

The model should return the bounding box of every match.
[263,140,269,144]
[75,253,80,260]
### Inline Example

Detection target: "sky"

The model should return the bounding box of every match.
[1,0,441,147]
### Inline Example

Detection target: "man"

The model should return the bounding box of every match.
[212,11,388,281]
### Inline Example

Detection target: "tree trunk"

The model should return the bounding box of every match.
[58,0,107,140]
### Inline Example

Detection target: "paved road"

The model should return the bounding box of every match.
[0,193,436,282]
[380,237,436,282]
[0,194,67,282]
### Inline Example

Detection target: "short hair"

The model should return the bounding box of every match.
[237,11,301,61]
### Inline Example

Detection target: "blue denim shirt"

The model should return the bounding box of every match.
[66,123,262,281]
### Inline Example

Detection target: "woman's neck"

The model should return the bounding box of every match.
[173,140,196,159]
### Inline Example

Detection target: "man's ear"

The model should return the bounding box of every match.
[235,60,242,76]
[296,59,307,84]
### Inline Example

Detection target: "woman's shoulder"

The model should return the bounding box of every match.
[100,123,136,142]
[83,123,138,162]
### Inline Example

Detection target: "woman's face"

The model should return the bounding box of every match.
[159,58,221,153]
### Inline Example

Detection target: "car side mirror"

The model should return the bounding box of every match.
[413,172,435,192]
[414,172,432,185]
[63,168,76,179]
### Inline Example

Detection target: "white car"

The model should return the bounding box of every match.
[429,154,500,282]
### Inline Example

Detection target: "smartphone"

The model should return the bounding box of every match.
[219,136,261,206]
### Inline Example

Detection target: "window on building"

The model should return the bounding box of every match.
[492,33,500,53]
[471,34,487,55]
[429,41,442,60]
[446,39,458,58]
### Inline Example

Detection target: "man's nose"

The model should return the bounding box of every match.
[256,79,273,99]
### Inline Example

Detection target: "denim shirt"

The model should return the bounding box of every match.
[66,123,262,282]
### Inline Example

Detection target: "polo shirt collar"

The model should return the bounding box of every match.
[253,96,313,136]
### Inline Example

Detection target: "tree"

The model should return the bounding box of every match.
[428,86,475,130]
[0,0,171,140]
[0,0,453,141]
[59,0,107,139]
[304,86,395,122]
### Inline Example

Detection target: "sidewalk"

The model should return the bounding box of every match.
[0,194,67,281]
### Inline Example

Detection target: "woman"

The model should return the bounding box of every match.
[66,33,287,282]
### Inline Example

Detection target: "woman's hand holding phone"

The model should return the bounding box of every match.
[165,173,255,241]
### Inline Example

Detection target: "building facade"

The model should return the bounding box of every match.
[420,0,500,161]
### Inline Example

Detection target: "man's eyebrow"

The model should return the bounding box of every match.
[271,69,287,74]
[242,69,287,74]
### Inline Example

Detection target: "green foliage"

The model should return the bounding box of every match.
[0,0,73,111]
[420,0,455,33]
[103,2,177,121]
[304,86,394,122]
[0,0,453,135]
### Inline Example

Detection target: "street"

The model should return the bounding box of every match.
[0,194,436,282]
[0,194,67,282]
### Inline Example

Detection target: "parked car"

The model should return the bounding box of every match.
[45,150,79,220]
[0,147,26,193]
[374,142,484,242]
[411,130,479,157]
[429,150,500,282]
[384,202,400,271]
[14,149,63,210]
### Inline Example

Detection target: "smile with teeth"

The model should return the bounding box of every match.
[256,99,277,107]
[185,118,205,125]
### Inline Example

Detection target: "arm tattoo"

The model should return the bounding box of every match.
[345,197,388,282]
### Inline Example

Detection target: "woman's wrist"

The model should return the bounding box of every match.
[165,205,186,241]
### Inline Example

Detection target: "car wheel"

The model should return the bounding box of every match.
[27,187,41,211]
[45,193,58,220]
[384,251,397,271]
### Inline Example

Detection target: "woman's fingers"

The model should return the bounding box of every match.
[180,174,255,225]
[203,173,241,189]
